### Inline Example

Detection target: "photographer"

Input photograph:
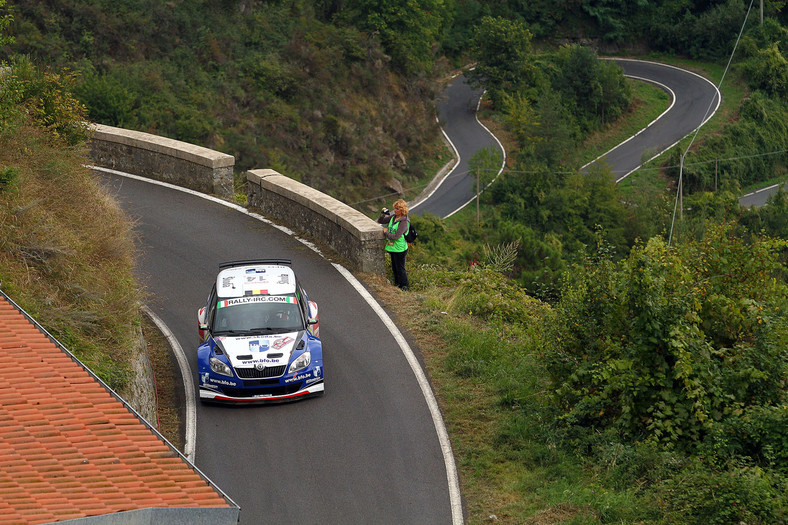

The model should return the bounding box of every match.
[376,199,410,291]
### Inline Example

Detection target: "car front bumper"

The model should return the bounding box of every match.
[198,366,324,404]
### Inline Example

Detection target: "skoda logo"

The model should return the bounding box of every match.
[255,363,266,371]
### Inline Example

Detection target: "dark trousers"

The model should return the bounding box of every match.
[389,250,409,290]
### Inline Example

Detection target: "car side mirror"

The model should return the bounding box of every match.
[307,318,318,325]
[198,323,208,331]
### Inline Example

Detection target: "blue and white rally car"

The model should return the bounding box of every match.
[197,259,323,403]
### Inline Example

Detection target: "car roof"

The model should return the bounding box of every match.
[215,262,297,299]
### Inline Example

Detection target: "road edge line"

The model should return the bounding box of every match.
[331,263,464,525]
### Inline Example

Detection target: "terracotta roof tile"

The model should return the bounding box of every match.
[0,294,238,524]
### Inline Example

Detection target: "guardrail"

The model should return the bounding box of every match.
[88,125,385,273]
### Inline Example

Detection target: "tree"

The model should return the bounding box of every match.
[0,0,12,49]
[502,89,579,167]
[742,41,788,98]
[548,44,631,133]
[340,0,449,74]
[468,146,502,223]
[466,15,540,107]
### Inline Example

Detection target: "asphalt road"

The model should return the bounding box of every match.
[409,74,504,219]
[98,172,457,525]
[587,59,721,181]
[412,59,721,218]
[739,182,786,207]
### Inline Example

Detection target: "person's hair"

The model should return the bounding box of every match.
[393,199,408,215]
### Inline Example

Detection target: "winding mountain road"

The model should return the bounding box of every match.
[412,59,721,218]
[97,57,724,525]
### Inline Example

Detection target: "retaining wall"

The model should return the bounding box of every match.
[88,124,385,274]
[247,169,385,274]
[89,123,235,198]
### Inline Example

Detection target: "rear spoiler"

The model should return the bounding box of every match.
[219,259,292,269]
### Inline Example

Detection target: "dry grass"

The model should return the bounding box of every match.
[0,121,142,390]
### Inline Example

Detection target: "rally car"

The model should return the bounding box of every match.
[197,259,323,403]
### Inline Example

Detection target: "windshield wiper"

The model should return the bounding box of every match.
[215,329,257,336]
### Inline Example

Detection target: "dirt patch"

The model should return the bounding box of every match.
[141,315,184,451]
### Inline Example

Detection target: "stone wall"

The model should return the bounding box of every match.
[88,123,234,198]
[247,169,385,274]
[88,124,385,274]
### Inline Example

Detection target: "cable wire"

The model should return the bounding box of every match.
[669,0,756,246]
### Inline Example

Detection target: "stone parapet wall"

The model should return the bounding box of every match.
[87,125,385,275]
[247,169,385,274]
[88,123,234,198]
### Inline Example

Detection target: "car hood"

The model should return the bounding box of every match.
[214,333,301,368]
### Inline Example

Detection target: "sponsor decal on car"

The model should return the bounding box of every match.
[285,367,322,384]
[239,357,282,365]
[209,378,238,386]
[285,373,312,384]
[217,295,297,308]
[249,340,269,352]
[272,336,294,350]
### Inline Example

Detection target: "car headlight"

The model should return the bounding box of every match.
[210,357,234,377]
[288,351,311,374]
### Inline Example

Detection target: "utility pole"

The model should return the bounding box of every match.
[761,0,764,25]
[476,170,480,225]
[679,154,684,220]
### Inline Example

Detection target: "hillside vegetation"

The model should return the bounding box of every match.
[0,57,141,391]
[2,0,448,209]
[2,0,788,523]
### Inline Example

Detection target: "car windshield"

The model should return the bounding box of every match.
[212,295,303,334]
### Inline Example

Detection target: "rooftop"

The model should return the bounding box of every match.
[0,291,239,525]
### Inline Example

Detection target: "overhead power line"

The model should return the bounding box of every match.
[669,0,757,246]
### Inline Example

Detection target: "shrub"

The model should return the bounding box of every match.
[657,461,786,525]
[6,56,89,145]
[545,225,788,454]
[741,42,788,98]
[0,165,18,191]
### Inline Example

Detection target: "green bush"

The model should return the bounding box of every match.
[5,56,89,145]
[657,461,786,525]
[546,225,788,454]
[73,70,135,126]
[0,165,18,190]
[741,41,788,98]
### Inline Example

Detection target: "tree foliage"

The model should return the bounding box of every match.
[0,0,12,48]
[741,40,788,98]
[547,225,788,458]
[2,56,88,145]
[338,0,449,74]
[546,45,632,133]
[466,15,539,106]
[2,0,445,209]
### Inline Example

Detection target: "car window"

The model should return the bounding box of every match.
[211,295,303,334]
[206,284,218,326]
